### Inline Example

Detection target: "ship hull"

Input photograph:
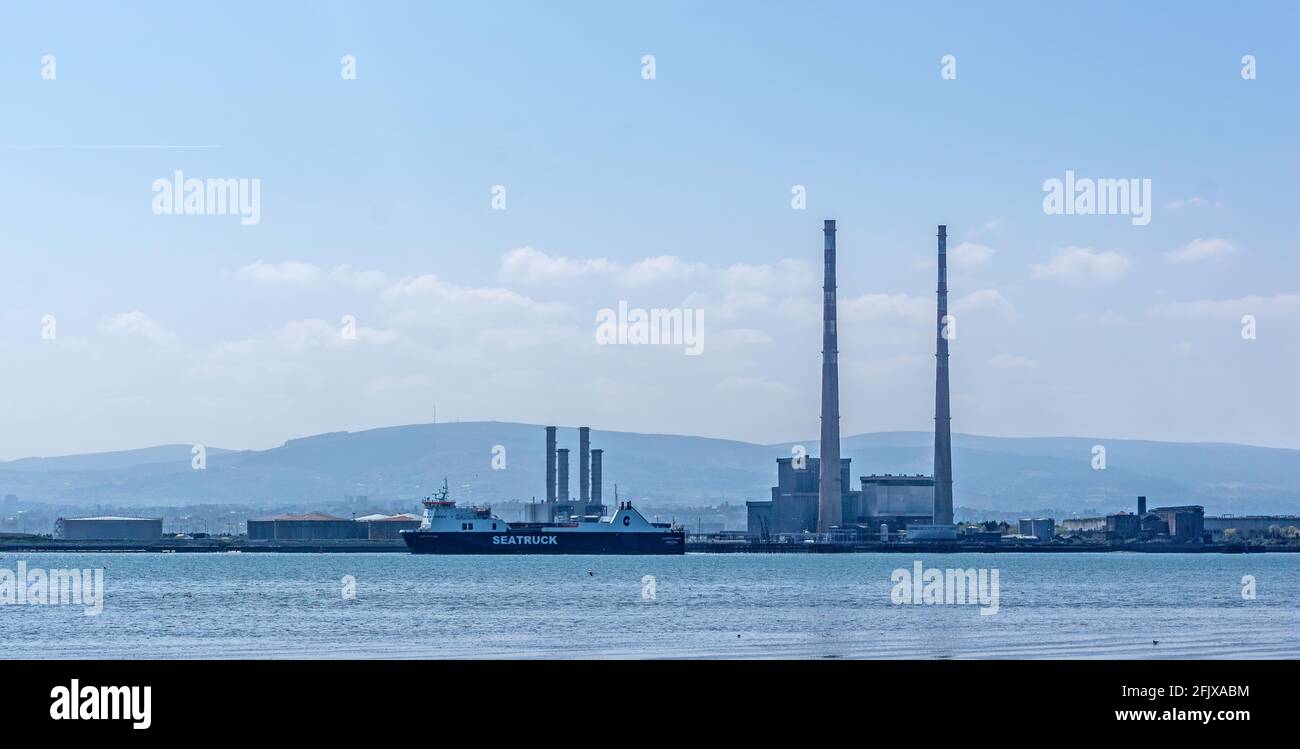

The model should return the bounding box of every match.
[403,529,685,555]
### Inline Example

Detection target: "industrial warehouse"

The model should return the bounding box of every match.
[246,512,421,541]
[54,516,162,541]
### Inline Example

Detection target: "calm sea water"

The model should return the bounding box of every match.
[2,552,1297,659]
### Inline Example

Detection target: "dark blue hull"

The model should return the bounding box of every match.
[403,529,685,555]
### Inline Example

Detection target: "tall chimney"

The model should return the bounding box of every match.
[579,427,591,504]
[557,448,570,502]
[933,225,954,526]
[817,219,843,533]
[545,426,557,503]
[591,449,603,505]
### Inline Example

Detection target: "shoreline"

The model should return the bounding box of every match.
[1,538,1297,554]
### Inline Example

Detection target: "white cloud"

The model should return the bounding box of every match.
[238,260,322,285]
[380,273,566,326]
[950,242,996,269]
[498,247,617,284]
[1149,294,1300,320]
[621,255,709,286]
[103,311,175,343]
[711,327,774,349]
[1167,196,1223,210]
[237,260,388,289]
[714,376,796,398]
[719,260,815,291]
[838,288,1013,324]
[499,247,707,287]
[840,293,930,323]
[1165,238,1239,264]
[1031,247,1130,284]
[952,289,1015,320]
[1075,310,1127,325]
[988,353,1039,370]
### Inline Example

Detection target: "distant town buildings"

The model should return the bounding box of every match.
[1102,497,1206,543]
[1204,515,1300,541]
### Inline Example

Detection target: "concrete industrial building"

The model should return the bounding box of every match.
[247,513,365,540]
[1151,505,1205,542]
[354,513,422,539]
[1106,512,1141,539]
[861,475,934,532]
[1018,517,1056,542]
[747,457,861,538]
[55,516,162,541]
[1205,515,1300,540]
[1104,497,1206,543]
[746,467,935,538]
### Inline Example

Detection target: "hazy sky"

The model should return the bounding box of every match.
[1,1,1298,459]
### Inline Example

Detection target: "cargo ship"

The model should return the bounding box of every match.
[401,480,685,555]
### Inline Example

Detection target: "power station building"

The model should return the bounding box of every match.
[55,516,162,541]
[747,221,956,541]
[747,467,934,538]
[747,457,859,538]
[862,475,935,532]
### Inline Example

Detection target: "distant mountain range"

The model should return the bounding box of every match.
[1,422,1297,516]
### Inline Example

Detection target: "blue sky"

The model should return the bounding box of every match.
[1,1,1298,458]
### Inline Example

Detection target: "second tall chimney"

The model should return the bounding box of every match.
[817,219,844,533]
[579,427,590,504]
[545,426,557,503]
[933,225,954,526]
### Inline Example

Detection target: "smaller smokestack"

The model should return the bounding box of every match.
[1138,496,1147,515]
[545,426,557,503]
[591,449,603,505]
[557,449,570,502]
[579,427,591,504]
